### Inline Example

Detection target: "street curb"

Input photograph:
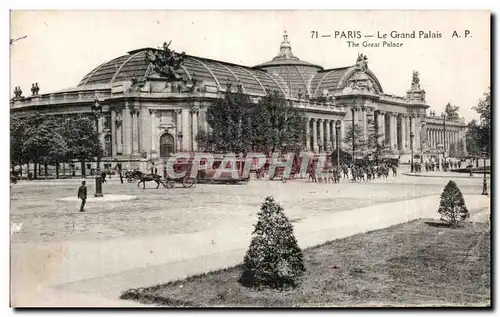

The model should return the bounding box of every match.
[404,173,489,179]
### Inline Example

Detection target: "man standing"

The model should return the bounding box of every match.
[117,164,124,184]
[78,181,87,212]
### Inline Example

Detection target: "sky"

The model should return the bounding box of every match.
[10,10,490,122]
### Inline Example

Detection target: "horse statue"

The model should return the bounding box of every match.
[137,173,166,189]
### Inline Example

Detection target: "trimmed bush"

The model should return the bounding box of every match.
[438,180,469,227]
[240,196,305,289]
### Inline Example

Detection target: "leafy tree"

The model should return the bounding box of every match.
[343,123,366,158]
[252,90,306,154]
[371,138,389,165]
[199,83,253,153]
[444,102,460,120]
[60,115,101,176]
[10,113,101,178]
[240,196,305,289]
[448,143,457,158]
[200,88,306,155]
[472,88,491,153]
[21,116,65,178]
[437,181,469,227]
[331,148,353,166]
[10,113,39,167]
[465,120,482,157]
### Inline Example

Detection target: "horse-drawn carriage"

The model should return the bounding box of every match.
[130,156,250,189]
[178,156,250,184]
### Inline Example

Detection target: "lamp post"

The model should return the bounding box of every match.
[335,121,341,167]
[482,149,488,195]
[91,98,103,197]
[410,132,414,173]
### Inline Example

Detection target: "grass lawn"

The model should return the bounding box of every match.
[121,219,491,307]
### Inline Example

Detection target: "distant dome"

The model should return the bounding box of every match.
[253,32,323,69]
[253,32,323,98]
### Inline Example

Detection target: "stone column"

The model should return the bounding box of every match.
[98,116,105,156]
[434,129,437,146]
[203,108,209,133]
[312,119,318,152]
[431,129,435,149]
[415,117,421,151]
[429,129,432,149]
[176,109,182,152]
[181,108,190,151]
[318,119,324,152]
[400,115,406,151]
[362,108,368,142]
[111,109,117,157]
[332,120,337,150]
[405,116,410,150]
[123,104,132,155]
[353,108,358,129]
[326,120,331,152]
[340,119,345,149]
[116,110,123,154]
[131,110,139,155]
[462,130,467,154]
[378,112,385,145]
[389,113,396,150]
[192,110,198,152]
[305,118,311,151]
[150,109,157,154]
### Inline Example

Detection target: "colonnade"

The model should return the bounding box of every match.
[305,118,343,152]
[107,105,206,158]
[426,127,466,153]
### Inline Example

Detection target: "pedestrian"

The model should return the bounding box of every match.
[100,171,107,183]
[78,181,87,212]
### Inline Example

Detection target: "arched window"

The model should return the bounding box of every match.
[160,133,175,158]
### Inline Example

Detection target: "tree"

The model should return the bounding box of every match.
[60,115,101,176]
[22,116,64,178]
[472,88,491,153]
[465,119,482,157]
[437,181,469,227]
[251,90,306,154]
[10,113,37,167]
[444,102,460,120]
[449,143,457,158]
[240,196,305,289]
[200,88,306,155]
[199,83,253,153]
[331,148,353,166]
[343,123,366,158]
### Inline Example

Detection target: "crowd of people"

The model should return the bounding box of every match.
[304,161,399,183]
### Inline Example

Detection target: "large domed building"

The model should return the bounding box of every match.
[11,32,467,170]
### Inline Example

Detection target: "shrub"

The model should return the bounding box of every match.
[240,196,305,289]
[438,180,469,227]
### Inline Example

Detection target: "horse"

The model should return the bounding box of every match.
[137,173,166,189]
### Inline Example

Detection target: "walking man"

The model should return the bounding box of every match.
[78,181,87,212]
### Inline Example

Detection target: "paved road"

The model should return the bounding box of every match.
[10,167,491,307]
[10,168,487,243]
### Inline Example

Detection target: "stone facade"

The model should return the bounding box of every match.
[11,33,467,169]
